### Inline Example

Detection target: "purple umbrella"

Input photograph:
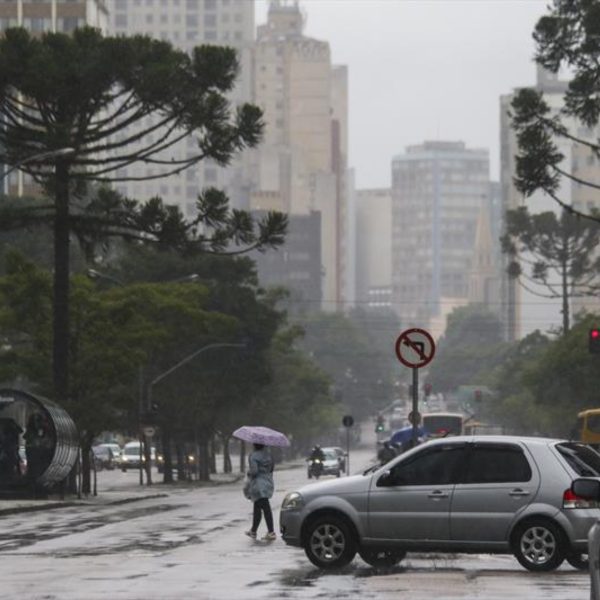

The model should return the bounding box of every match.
[232,426,290,448]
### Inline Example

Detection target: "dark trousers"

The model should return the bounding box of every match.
[252,497,274,533]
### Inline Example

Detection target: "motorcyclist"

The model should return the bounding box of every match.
[377,440,397,465]
[309,445,325,462]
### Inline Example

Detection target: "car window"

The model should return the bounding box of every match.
[556,442,600,476]
[380,444,466,486]
[124,446,140,456]
[465,443,531,483]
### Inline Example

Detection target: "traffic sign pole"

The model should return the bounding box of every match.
[412,367,419,445]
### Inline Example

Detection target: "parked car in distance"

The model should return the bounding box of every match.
[280,435,600,571]
[120,441,155,471]
[97,443,122,468]
[92,445,116,471]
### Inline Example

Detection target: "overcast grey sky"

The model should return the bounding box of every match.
[255,0,548,189]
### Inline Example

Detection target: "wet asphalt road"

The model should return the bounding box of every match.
[0,449,593,600]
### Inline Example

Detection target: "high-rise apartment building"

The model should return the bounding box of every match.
[391,141,492,336]
[355,188,392,310]
[499,66,600,339]
[0,0,108,34]
[0,0,109,196]
[250,0,349,312]
[105,0,255,215]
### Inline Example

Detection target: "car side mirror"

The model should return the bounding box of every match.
[572,478,600,500]
[376,470,392,487]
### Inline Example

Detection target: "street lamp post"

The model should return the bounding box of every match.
[145,342,246,485]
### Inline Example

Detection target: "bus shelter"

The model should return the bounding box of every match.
[0,388,78,491]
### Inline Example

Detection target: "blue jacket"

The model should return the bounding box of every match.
[247,448,274,501]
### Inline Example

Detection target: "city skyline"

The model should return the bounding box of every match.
[256,0,548,188]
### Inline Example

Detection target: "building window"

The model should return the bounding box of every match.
[186,14,198,27]
[204,14,217,27]
[115,14,128,27]
[205,30,217,41]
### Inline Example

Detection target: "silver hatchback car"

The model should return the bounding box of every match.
[279,435,600,571]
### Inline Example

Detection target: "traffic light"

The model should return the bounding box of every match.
[424,383,432,397]
[474,389,482,403]
[590,328,600,354]
[375,414,385,433]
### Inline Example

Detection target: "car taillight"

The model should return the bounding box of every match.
[563,488,599,509]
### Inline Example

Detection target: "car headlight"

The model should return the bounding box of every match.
[188,455,195,462]
[122,456,128,462]
[157,455,164,463]
[281,492,304,510]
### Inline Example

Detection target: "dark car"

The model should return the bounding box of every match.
[92,445,115,471]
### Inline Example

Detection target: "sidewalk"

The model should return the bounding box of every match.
[0,456,306,516]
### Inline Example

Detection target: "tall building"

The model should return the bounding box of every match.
[0,0,108,34]
[391,141,492,336]
[499,66,600,339]
[0,0,109,196]
[355,188,392,310]
[250,0,349,312]
[105,0,255,215]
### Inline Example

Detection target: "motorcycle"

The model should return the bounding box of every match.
[307,458,323,479]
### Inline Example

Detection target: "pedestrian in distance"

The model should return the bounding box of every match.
[244,443,276,541]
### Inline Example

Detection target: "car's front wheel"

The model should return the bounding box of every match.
[304,515,356,569]
[513,519,566,572]
[358,547,406,568]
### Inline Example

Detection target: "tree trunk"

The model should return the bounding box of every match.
[223,436,232,473]
[142,434,152,485]
[561,264,570,334]
[209,436,217,474]
[53,162,71,402]
[175,442,185,481]
[197,432,210,481]
[80,432,94,496]
[239,440,246,473]
[161,425,173,484]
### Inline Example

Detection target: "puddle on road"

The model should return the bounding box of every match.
[0,504,186,553]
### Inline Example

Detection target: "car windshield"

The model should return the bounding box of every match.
[124,446,140,456]
[556,442,600,476]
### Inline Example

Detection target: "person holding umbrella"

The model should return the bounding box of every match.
[232,426,291,542]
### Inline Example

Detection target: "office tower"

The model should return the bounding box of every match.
[251,0,349,312]
[391,141,491,336]
[0,0,109,196]
[355,188,392,310]
[500,66,600,339]
[105,0,255,216]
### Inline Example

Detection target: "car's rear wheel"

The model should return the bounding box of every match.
[566,551,588,570]
[304,515,356,569]
[513,519,566,572]
[358,547,406,568]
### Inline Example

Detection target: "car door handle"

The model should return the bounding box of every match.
[509,488,530,497]
[428,490,449,499]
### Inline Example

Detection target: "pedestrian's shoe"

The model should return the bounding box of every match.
[245,530,257,539]
[262,532,276,541]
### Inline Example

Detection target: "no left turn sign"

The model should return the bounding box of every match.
[395,328,436,369]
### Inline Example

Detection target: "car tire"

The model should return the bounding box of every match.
[358,547,406,568]
[566,552,588,570]
[304,515,357,569]
[513,519,566,572]
[336,470,341,478]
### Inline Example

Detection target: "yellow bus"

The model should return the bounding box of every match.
[574,408,600,447]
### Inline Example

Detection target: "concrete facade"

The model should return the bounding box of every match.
[105,0,255,216]
[251,0,349,312]
[355,188,392,310]
[391,141,491,336]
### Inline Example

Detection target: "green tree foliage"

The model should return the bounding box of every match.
[510,0,600,223]
[487,315,600,438]
[0,27,287,401]
[426,304,507,393]
[501,206,600,332]
[296,310,400,420]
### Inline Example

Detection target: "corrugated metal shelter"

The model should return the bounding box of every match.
[0,388,78,490]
